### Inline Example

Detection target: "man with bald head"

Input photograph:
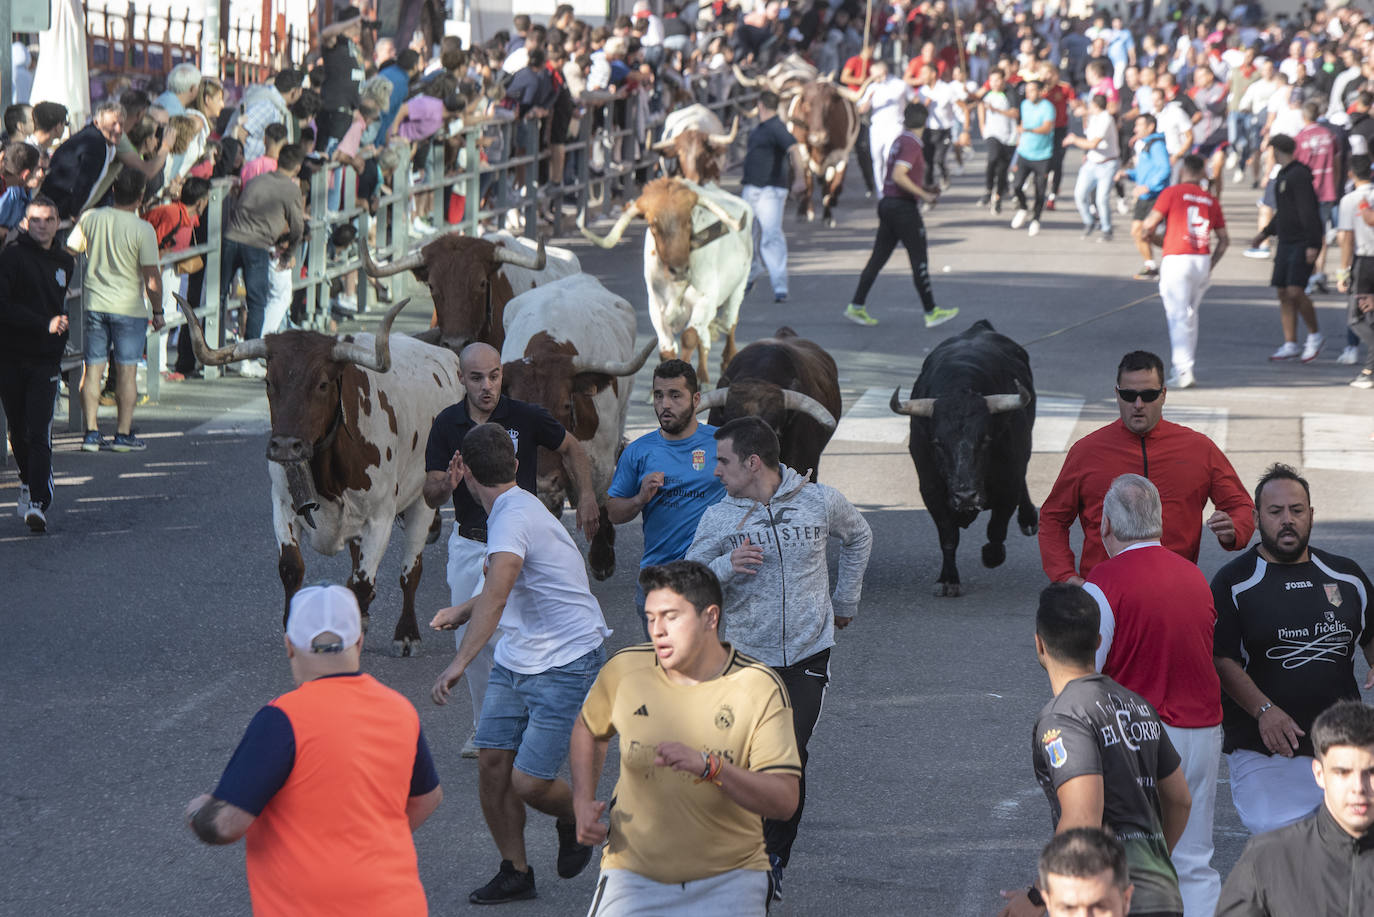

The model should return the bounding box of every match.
[424,342,599,758]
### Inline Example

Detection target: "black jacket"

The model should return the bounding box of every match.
[1261,159,1325,248]
[0,232,76,363]
[1216,804,1374,916]
[40,125,116,221]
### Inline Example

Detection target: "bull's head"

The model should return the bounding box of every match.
[175,294,408,466]
[358,213,546,352]
[890,381,1031,521]
[654,118,738,184]
[578,178,742,281]
[696,381,837,436]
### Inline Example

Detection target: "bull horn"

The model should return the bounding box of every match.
[330,297,410,372]
[492,238,547,271]
[697,196,742,233]
[695,387,728,412]
[731,63,760,87]
[985,380,1032,415]
[571,339,658,377]
[578,203,642,249]
[782,390,837,430]
[708,116,739,147]
[174,293,266,365]
[834,84,862,102]
[358,212,427,277]
[653,136,677,153]
[889,387,936,417]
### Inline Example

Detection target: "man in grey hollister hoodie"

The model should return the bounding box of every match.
[686,416,872,901]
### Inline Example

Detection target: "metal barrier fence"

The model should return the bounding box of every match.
[3,87,760,451]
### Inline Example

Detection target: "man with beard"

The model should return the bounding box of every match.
[1210,463,1374,836]
[607,359,726,635]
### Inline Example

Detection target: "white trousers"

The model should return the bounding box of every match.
[742,184,789,296]
[263,260,293,336]
[158,267,180,371]
[1162,723,1222,917]
[445,527,495,732]
[870,123,901,189]
[1158,254,1211,376]
[1228,748,1323,835]
[586,868,769,917]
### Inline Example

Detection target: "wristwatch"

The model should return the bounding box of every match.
[1256,702,1274,718]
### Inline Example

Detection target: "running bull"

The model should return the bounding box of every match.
[788,82,861,227]
[654,104,738,183]
[579,177,752,384]
[499,274,656,579]
[359,214,579,354]
[178,296,460,654]
[697,327,840,481]
[889,320,1038,597]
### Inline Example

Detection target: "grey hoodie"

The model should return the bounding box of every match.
[686,465,872,667]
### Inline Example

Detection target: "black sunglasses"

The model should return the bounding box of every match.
[1116,387,1164,403]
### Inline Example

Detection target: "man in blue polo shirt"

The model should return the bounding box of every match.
[607,359,726,634]
[1010,79,1057,238]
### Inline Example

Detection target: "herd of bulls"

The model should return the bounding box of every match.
[177,84,1042,653]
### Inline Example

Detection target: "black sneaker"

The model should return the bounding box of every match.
[469,860,536,905]
[556,819,593,879]
[976,194,990,207]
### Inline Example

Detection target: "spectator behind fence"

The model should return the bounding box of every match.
[377,49,423,140]
[156,62,202,116]
[222,143,305,371]
[316,6,366,149]
[145,177,211,379]
[235,69,305,161]
[2,103,32,145]
[40,99,123,221]
[66,168,162,454]
[0,196,74,533]
[0,141,44,243]
[241,122,289,183]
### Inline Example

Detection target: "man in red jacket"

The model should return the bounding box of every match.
[1039,350,1253,584]
[1084,473,1223,917]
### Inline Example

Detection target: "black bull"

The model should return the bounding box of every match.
[890,320,1038,597]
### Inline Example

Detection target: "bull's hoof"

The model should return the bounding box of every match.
[590,563,614,582]
[360,612,371,635]
[1019,508,1040,536]
[426,514,443,545]
[1020,521,1039,536]
[826,217,837,229]
[934,581,962,597]
[391,636,420,657]
[982,542,1006,568]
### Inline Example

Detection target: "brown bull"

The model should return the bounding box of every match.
[653,114,738,183]
[788,82,861,227]
[358,214,576,354]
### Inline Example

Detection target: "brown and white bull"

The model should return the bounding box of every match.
[788,82,861,226]
[359,217,579,354]
[498,274,656,579]
[731,54,820,97]
[578,177,752,384]
[697,327,841,481]
[177,296,461,655]
[654,105,738,183]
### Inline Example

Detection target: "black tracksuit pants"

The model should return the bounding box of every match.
[985,138,1014,197]
[764,648,830,869]
[0,360,59,510]
[1013,158,1050,221]
[854,118,876,194]
[851,198,937,313]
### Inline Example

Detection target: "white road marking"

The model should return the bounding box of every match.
[1032,397,1085,453]
[189,394,270,437]
[1168,405,1229,451]
[832,388,1084,453]
[1303,413,1374,472]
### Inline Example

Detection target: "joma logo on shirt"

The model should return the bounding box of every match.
[1284,580,1314,590]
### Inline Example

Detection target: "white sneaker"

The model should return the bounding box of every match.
[1027,219,1041,237]
[1270,341,1302,360]
[1010,209,1028,229]
[1300,333,1324,363]
[16,484,30,519]
[1115,196,1130,215]
[461,731,480,759]
[1350,371,1374,389]
[411,217,436,236]
[1233,167,1245,184]
[334,292,358,314]
[1225,150,1239,171]
[25,504,45,533]
[1338,345,1360,365]
[239,359,267,379]
[1172,368,1196,389]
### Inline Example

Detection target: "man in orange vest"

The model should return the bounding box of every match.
[184,584,444,916]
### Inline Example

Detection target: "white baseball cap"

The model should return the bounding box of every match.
[287,584,363,652]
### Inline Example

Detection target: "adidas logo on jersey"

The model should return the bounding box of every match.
[633,705,649,716]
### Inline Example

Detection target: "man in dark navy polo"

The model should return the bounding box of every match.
[423,341,599,758]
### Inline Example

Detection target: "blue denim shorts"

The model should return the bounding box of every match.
[83,310,147,366]
[474,645,606,780]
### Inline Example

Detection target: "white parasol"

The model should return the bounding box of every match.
[30,0,91,128]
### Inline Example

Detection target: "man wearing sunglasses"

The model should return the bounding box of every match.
[1040,350,1254,585]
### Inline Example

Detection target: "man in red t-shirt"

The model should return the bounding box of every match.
[842,47,877,196]
[1040,62,1077,207]
[1138,155,1229,389]
[1084,473,1223,917]
[1294,100,1341,292]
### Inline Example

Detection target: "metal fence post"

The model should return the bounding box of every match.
[464,128,480,238]
[307,165,328,330]
[392,145,412,295]
[524,120,540,239]
[203,181,226,380]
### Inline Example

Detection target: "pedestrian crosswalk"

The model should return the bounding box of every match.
[829,387,1374,472]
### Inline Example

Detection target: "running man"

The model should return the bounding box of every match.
[1010,80,1056,238]
[571,560,801,916]
[1138,154,1229,389]
[841,102,959,329]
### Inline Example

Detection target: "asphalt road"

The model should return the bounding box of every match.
[5,148,1374,917]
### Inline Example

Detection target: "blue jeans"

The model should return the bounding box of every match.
[1226,111,1253,161]
[220,240,272,340]
[1074,159,1117,234]
[474,644,606,780]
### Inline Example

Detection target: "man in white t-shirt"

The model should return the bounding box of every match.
[1337,154,1374,383]
[1153,87,1193,179]
[917,64,961,189]
[1065,93,1122,241]
[430,422,611,905]
[858,59,914,187]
